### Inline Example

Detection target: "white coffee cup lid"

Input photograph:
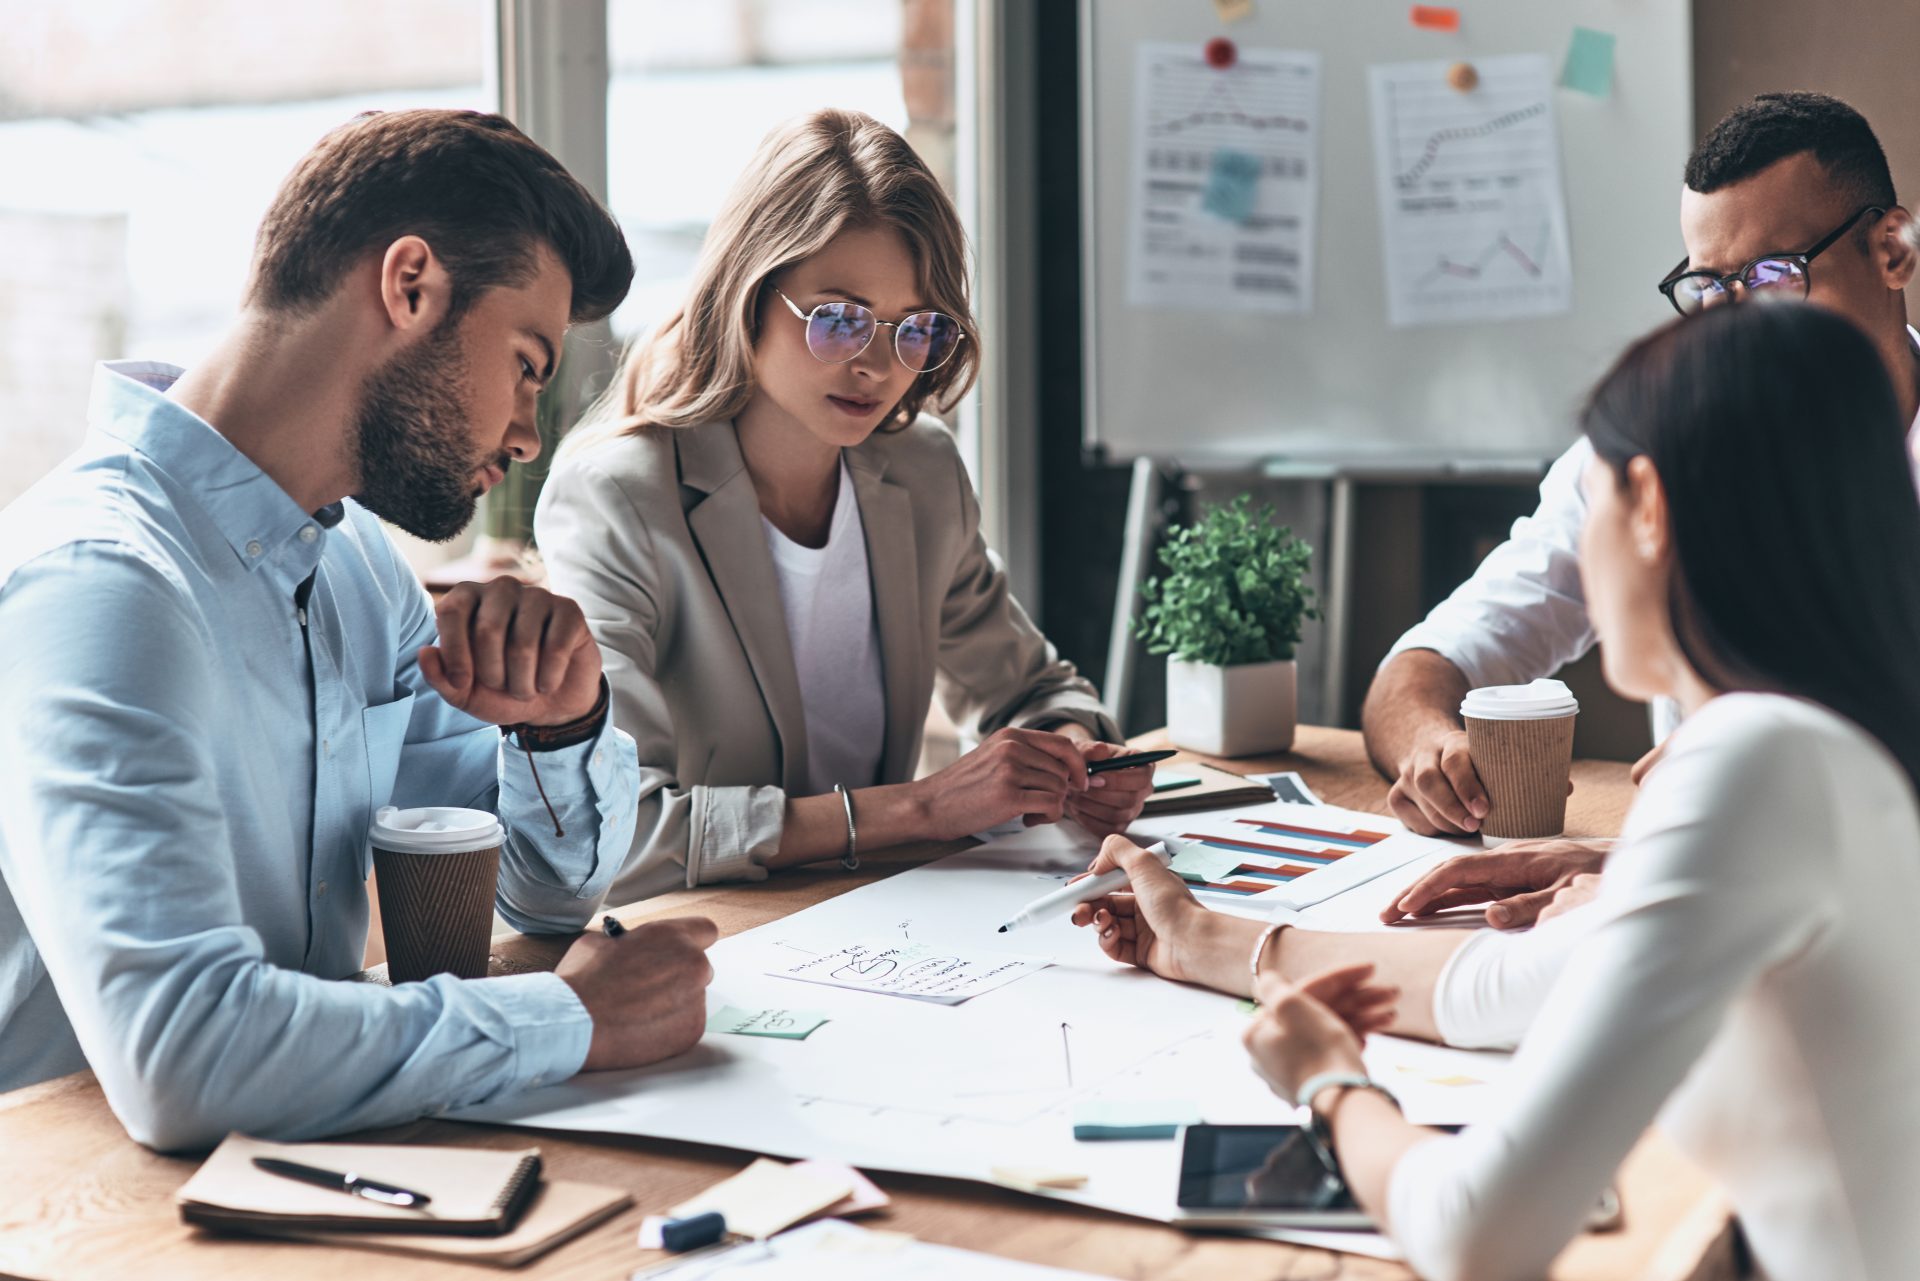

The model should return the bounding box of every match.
[370,806,506,853]
[1460,678,1580,721]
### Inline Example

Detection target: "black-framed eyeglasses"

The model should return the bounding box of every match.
[1656,205,1886,316]
[774,286,966,373]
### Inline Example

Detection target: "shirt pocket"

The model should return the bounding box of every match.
[362,693,418,815]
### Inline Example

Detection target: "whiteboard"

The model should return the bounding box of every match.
[1081,1,1693,466]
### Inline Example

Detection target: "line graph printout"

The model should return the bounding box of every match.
[1369,55,1573,328]
[1128,42,1321,314]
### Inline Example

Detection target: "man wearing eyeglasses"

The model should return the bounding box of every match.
[1365,92,1920,926]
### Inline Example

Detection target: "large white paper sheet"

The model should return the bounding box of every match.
[1369,54,1573,327]
[1128,42,1322,314]
[453,830,1506,1246]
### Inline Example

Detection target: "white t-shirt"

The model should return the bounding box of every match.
[761,458,886,797]
[1392,694,1920,1281]
[1386,327,1920,743]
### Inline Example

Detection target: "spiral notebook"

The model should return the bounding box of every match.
[178,1134,630,1263]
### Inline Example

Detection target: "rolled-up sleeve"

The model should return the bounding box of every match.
[0,546,593,1151]
[1385,439,1596,690]
[383,574,639,934]
[934,447,1120,743]
[537,453,784,902]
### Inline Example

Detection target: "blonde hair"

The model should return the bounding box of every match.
[566,109,979,452]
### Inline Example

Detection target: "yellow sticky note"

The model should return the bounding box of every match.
[991,1165,1089,1192]
[671,1158,852,1239]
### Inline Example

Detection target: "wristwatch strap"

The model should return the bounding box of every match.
[1294,1070,1400,1115]
[1296,1071,1401,1183]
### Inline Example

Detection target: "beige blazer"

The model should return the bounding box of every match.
[535,416,1119,905]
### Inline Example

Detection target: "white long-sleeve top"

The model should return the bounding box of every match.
[1384,327,1920,746]
[1390,693,1920,1281]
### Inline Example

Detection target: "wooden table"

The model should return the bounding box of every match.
[0,727,1736,1281]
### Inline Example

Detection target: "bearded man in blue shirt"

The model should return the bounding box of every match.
[0,109,717,1149]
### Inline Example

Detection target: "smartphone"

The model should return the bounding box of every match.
[1173,1124,1625,1234]
[1173,1123,1368,1229]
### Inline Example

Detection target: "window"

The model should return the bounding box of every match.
[0,1,488,519]
[1,1,967,570]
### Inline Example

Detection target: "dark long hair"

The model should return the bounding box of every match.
[1583,303,1920,794]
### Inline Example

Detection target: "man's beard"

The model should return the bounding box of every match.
[349,321,503,543]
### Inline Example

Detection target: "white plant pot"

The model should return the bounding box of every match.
[1166,658,1297,757]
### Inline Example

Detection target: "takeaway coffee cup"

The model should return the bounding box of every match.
[1460,679,1580,848]
[370,806,505,983]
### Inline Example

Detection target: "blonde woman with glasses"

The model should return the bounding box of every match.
[537,110,1150,905]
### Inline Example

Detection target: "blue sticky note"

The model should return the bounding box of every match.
[1202,149,1261,224]
[1560,26,1616,98]
[1072,1101,1203,1141]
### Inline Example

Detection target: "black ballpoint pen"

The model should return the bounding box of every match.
[252,1156,433,1208]
[1086,748,1178,774]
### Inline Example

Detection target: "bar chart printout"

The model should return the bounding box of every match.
[1368,54,1573,328]
[1127,42,1323,314]
[1170,813,1393,898]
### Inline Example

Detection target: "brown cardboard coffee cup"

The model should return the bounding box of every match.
[370,806,505,983]
[1461,680,1580,848]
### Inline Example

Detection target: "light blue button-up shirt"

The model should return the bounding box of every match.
[0,362,640,1149]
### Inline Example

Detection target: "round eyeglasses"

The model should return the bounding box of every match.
[774,286,966,374]
[1656,205,1885,316]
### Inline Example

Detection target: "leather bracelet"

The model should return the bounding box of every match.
[833,783,860,871]
[501,675,611,752]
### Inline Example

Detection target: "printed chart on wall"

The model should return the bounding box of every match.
[1127,42,1322,314]
[1154,802,1428,910]
[1368,54,1573,328]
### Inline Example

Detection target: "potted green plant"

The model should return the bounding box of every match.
[1134,495,1318,756]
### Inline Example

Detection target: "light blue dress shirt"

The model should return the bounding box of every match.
[0,362,640,1150]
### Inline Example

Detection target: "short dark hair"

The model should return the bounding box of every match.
[1584,303,1920,796]
[247,109,633,324]
[1685,92,1896,210]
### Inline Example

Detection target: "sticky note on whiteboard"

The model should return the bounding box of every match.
[1560,27,1617,97]
[1410,5,1461,31]
[1202,149,1262,224]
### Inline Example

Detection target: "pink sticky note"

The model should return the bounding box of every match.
[796,1160,891,1217]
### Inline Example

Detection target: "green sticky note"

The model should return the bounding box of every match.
[1236,997,1259,1015]
[1168,844,1245,885]
[1202,149,1261,224]
[1072,1101,1203,1141]
[706,1005,829,1040]
[1560,26,1616,97]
